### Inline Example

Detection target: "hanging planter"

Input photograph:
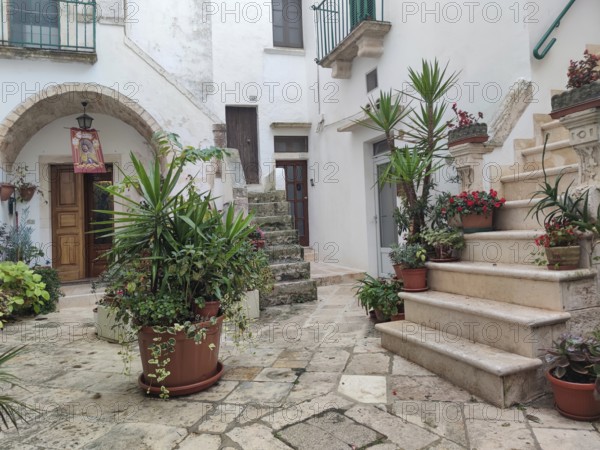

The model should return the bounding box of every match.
[0,183,15,201]
[18,185,37,202]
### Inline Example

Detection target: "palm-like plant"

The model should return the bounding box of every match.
[0,346,32,431]
[360,59,459,237]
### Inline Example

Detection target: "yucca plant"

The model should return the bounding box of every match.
[0,346,32,431]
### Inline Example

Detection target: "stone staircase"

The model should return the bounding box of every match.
[377,76,600,407]
[248,191,318,308]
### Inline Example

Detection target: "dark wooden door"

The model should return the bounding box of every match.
[85,168,114,278]
[276,160,309,246]
[226,106,259,184]
[51,165,85,281]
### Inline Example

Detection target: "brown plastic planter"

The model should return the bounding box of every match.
[461,213,493,233]
[547,370,600,421]
[137,315,224,396]
[401,268,428,292]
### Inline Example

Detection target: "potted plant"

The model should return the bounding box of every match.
[249,227,266,250]
[534,218,581,270]
[95,132,271,398]
[354,275,403,322]
[391,243,428,292]
[551,50,600,119]
[445,189,506,233]
[421,227,465,262]
[544,329,600,421]
[10,165,45,203]
[0,183,15,202]
[388,245,405,280]
[447,104,488,147]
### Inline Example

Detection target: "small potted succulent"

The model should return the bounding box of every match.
[447,103,488,147]
[551,50,600,119]
[354,275,404,322]
[390,243,428,292]
[534,217,581,270]
[544,329,600,421]
[421,227,465,262]
[445,189,506,233]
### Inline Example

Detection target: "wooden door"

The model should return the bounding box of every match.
[276,160,309,246]
[51,166,85,281]
[226,106,259,184]
[85,169,113,278]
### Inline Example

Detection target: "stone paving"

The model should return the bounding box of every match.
[1,283,600,449]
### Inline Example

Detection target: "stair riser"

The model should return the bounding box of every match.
[250,202,290,217]
[522,147,578,168]
[264,230,298,245]
[254,216,294,231]
[461,237,540,265]
[266,247,303,262]
[271,262,311,282]
[495,207,543,231]
[248,191,287,204]
[501,170,578,201]
[428,269,598,311]
[536,124,570,145]
[380,330,544,407]
[260,281,318,307]
[404,300,566,358]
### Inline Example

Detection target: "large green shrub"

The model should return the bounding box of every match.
[0,261,49,327]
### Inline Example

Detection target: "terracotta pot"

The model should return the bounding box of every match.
[138,315,224,396]
[461,213,493,233]
[546,370,600,421]
[430,245,459,262]
[19,185,36,202]
[392,264,404,280]
[391,312,406,321]
[193,300,221,319]
[550,81,600,120]
[448,123,489,148]
[373,308,390,323]
[0,183,15,201]
[545,246,581,270]
[401,267,428,292]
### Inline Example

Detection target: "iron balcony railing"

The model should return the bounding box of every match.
[0,0,96,53]
[312,0,385,63]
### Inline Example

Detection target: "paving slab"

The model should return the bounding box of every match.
[345,352,390,375]
[227,423,292,449]
[224,381,293,406]
[177,433,221,450]
[306,348,350,372]
[465,418,537,450]
[338,375,387,404]
[532,428,600,450]
[81,422,187,449]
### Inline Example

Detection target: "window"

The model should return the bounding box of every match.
[9,0,60,48]
[272,0,303,48]
[274,136,308,153]
[373,139,390,156]
[366,68,378,92]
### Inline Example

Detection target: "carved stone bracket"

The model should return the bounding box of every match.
[449,142,494,192]
[559,108,600,186]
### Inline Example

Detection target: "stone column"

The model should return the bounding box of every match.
[448,143,493,192]
[212,123,227,177]
[559,108,600,186]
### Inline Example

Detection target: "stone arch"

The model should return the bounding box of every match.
[0,82,161,164]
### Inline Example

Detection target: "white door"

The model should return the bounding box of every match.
[374,156,398,277]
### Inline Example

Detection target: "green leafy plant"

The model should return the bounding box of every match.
[0,261,50,326]
[0,209,44,264]
[421,227,465,260]
[354,275,403,318]
[389,243,428,269]
[10,164,46,203]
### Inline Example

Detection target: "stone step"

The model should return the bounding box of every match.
[253,215,294,231]
[59,292,104,309]
[462,230,543,265]
[263,229,298,246]
[248,191,287,204]
[270,261,311,282]
[520,139,577,168]
[401,290,570,358]
[427,261,598,311]
[534,115,570,145]
[376,321,543,407]
[265,244,303,262]
[260,279,318,308]
[500,164,578,201]
[495,199,544,231]
[249,201,290,218]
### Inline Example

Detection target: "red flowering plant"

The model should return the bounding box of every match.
[447,103,484,129]
[444,189,506,218]
[567,50,600,89]
[534,218,580,248]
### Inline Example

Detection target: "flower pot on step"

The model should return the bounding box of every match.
[400,267,428,292]
[461,212,493,233]
[550,81,600,120]
[545,246,581,271]
[448,123,489,147]
[0,183,15,201]
[137,315,225,396]
[546,370,600,421]
[392,264,404,280]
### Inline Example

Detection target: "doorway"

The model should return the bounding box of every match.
[373,141,397,277]
[50,165,113,281]
[276,160,309,246]
[225,106,259,184]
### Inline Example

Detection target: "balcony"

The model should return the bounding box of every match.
[312,0,391,79]
[0,0,97,63]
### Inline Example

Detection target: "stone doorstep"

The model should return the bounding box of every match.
[427,261,597,311]
[261,279,318,307]
[376,321,543,408]
[401,290,570,358]
[313,271,365,287]
[270,261,311,282]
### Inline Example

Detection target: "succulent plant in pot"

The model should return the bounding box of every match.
[390,243,428,292]
[354,275,403,322]
[421,227,465,262]
[544,329,600,421]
